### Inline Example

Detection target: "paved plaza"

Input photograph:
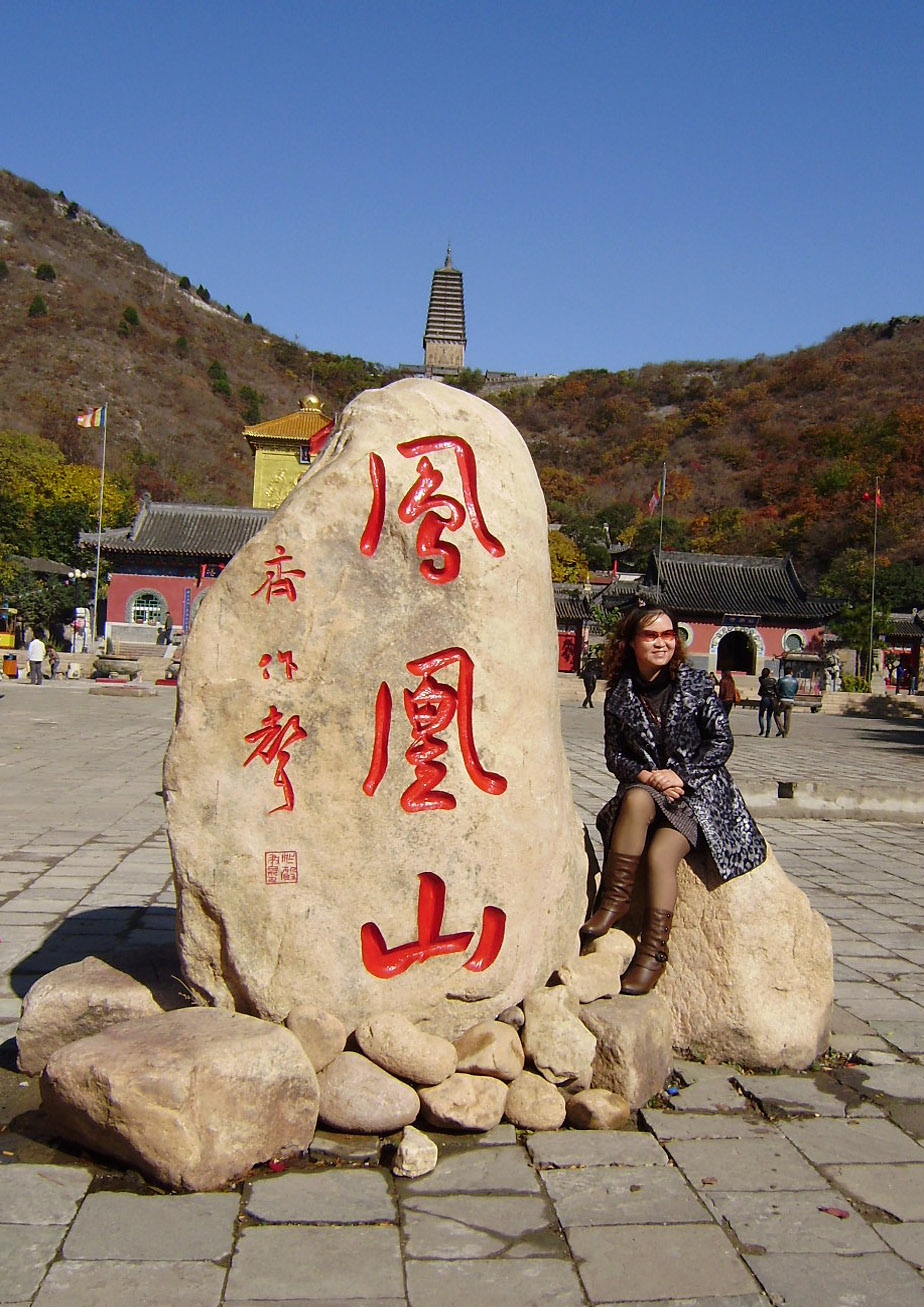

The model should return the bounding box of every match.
[1,675,923,1306]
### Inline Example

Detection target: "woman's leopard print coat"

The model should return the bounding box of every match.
[597,662,767,881]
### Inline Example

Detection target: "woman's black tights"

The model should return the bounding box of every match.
[607,787,690,913]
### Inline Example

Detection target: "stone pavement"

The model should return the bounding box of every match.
[1,674,923,1306]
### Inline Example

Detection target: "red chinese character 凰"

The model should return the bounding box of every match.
[244,707,307,813]
[361,872,506,978]
[251,545,306,604]
[258,650,298,680]
[359,436,504,584]
[363,647,507,812]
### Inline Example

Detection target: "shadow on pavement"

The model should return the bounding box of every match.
[11,906,178,997]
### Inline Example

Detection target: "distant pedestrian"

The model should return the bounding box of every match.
[757,667,778,737]
[47,648,60,680]
[581,656,599,709]
[27,632,46,685]
[717,670,739,717]
[776,665,799,737]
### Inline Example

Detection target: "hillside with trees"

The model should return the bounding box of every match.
[1,168,922,615]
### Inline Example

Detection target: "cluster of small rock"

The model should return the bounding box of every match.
[16,849,835,1192]
[17,930,668,1190]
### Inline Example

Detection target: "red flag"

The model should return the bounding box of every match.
[862,488,882,507]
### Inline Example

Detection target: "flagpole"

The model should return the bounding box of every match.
[91,406,108,648]
[656,463,666,603]
[866,473,879,685]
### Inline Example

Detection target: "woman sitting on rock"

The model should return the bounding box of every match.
[582,605,766,995]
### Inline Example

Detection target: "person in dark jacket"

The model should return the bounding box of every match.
[582,606,766,995]
[581,655,599,708]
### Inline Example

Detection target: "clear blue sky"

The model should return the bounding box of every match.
[5,1,924,375]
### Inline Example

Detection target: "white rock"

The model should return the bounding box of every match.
[418,1072,508,1132]
[453,1020,525,1081]
[557,930,636,1004]
[355,1012,457,1085]
[284,1003,347,1072]
[521,987,597,1089]
[40,1008,318,1191]
[565,1088,631,1130]
[165,379,587,1038]
[662,849,833,1069]
[582,992,673,1110]
[17,948,188,1076]
[316,1051,420,1134]
[496,1005,524,1028]
[504,1071,566,1130]
[392,1125,439,1178]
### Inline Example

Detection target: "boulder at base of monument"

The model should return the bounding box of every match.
[17,947,188,1076]
[661,849,833,1069]
[41,1008,319,1192]
[165,379,586,1038]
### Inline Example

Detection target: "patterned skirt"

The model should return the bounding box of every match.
[596,783,700,852]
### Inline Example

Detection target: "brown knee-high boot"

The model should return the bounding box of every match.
[620,907,673,995]
[581,852,640,940]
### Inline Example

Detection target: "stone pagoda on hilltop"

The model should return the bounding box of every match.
[423,245,466,377]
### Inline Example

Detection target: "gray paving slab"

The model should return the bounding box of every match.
[838,1061,924,1100]
[820,1161,924,1220]
[244,1169,396,1223]
[566,1224,759,1303]
[778,1115,924,1164]
[733,1073,857,1117]
[702,1189,887,1254]
[543,1163,709,1227]
[30,1259,227,1307]
[872,1219,924,1267]
[62,1191,240,1260]
[405,1257,585,1306]
[0,1224,65,1302]
[396,1145,540,1195]
[641,1109,776,1141]
[224,1225,405,1301]
[306,1131,381,1163]
[526,1130,668,1168]
[869,1020,924,1053]
[665,1076,747,1113]
[401,1193,564,1259]
[741,1250,924,1307]
[0,1163,92,1223]
[663,1137,832,1192]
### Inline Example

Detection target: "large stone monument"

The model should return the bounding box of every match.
[164,378,587,1038]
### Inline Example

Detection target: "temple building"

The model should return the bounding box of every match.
[245,394,334,509]
[423,246,466,377]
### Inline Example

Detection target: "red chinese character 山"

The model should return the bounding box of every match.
[363,647,507,812]
[361,872,506,979]
[243,707,306,814]
[359,436,504,584]
[251,545,306,604]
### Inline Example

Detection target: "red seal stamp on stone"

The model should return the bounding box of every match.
[264,851,298,884]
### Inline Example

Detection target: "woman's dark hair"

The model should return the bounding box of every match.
[601,606,686,684]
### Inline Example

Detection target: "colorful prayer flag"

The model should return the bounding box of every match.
[648,468,666,516]
[76,404,106,428]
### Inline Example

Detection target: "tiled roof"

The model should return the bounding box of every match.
[100,501,274,559]
[599,552,838,621]
[244,408,333,443]
[888,612,924,640]
[553,585,593,624]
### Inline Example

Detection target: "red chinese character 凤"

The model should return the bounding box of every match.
[363,647,506,812]
[361,872,506,978]
[244,707,307,813]
[251,545,306,604]
[258,650,299,680]
[359,436,504,584]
